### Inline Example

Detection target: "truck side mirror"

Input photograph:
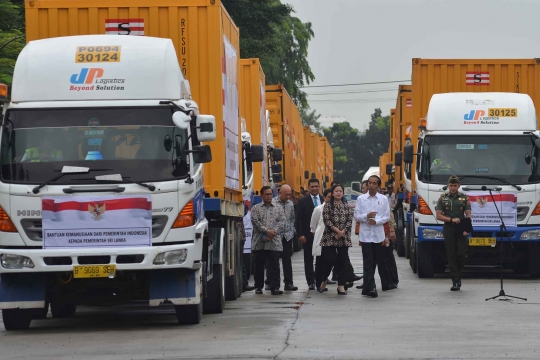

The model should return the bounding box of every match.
[304,171,309,180]
[249,144,265,163]
[272,173,283,183]
[272,148,283,162]
[271,164,282,173]
[196,115,216,142]
[395,152,402,167]
[191,145,212,163]
[404,144,414,164]
[385,163,393,175]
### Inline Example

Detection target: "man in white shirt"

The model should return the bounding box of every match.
[354,175,393,298]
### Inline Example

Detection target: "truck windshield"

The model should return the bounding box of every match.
[419,135,540,185]
[1,107,189,184]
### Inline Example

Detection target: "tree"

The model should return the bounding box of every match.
[222,0,315,108]
[0,0,25,88]
[300,107,321,131]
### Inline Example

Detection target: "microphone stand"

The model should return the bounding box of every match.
[485,188,526,301]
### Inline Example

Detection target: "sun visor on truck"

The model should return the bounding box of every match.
[426,92,537,132]
[11,35,187,102]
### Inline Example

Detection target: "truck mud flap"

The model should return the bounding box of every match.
[149,269,200,306]
[0,273,46,309]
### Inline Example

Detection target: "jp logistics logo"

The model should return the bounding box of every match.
[463,110,500,125]
[464,110,485,121]
[69,68,125,91]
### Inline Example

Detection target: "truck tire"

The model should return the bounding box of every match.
[528,243,540,278]
[234,233,244,298]
[203,261,225,314]
[405,221,411,259]
[31,301,49,319]
[417,241,434,278]
[2,309,32,330]
[50,302,77,318]
[175,302,202,325]
[409,223,417,273]
[396,212,405,257]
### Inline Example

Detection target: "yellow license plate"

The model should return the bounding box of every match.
[75,46,121,63]
[487,108,517,117]
[469,237,496,246]
[73,265,116,279]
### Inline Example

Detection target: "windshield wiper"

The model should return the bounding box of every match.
[458,175,522,191]
[95,177,156,192]
[32,167,113,194]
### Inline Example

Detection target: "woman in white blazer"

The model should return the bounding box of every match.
[310,189,333,292]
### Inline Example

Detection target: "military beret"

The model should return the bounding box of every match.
[448,175,460,184]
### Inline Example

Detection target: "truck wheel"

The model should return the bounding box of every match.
[2,309,32,330]
[32,301,49,319]
[528,243,540,278]
[175,302,202,325]
[396,212,405,257]
[405,222,411,259]
[203,262,225,314]
[50,302,77,318]
[417,241,434,278]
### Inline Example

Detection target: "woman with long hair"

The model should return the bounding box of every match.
[319,184,353,295]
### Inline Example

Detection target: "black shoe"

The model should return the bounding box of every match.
[284,284,298,291]
[457,279,462,289]
[356,284,364,290]
[326,280,337,285]
[382,284,397,291]
[271,289,284,295]
[337,288,347,295]
[366,289,378,298]
[352,275,363,282]
[308,284,316,291]
[450,282,460,291]
[344,283,354,290]
[265,285,272,291]
[317,287,325,293]
[255,288,263,294]
[244,285,256,292]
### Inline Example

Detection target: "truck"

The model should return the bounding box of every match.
[0,0,261,330]
[401,92,540,278]
[397,58,540,278]
[351,166,380,195]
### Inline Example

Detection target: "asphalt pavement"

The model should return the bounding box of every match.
[1,244,540,360]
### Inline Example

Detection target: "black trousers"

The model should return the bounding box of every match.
[443,224,469,282]
[321,246,350,286]
[332,258,357,282]
[254,250,281,290]
[384,242,399,285]
[242,253,252,288]
[315,255,325,289]
[281,238,294,285]
[362,242,392,294]
[303,234,316,285]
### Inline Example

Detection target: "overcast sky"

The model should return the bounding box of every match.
[285,0,540,131]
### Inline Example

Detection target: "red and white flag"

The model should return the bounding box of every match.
[406,99,412,108]
[466,72,490,86]
[105,19,145,36]
[42,195,152,249]
[467,192,517,227]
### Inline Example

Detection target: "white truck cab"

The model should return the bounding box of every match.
[0,35,219,330]
[402,92,540,278]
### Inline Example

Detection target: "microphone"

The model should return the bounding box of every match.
[481,186,487,191]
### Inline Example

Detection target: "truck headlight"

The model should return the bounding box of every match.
[153,249,188,265]
[422,229,444,239]
[1,254,35,269]
[520,230,540,240]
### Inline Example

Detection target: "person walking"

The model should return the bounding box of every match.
[435,175,471,291]
[251,186,286,295]
[271,184,298,291]
[296,178,324,290]
[310,188,333,291]
[355,175,392,298]
[319,184,354,295]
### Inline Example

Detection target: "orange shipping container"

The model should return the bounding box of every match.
[393,85,412,191]
[240,58,268,194]
[25,0,242,202]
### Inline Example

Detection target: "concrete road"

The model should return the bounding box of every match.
[1,245,540,360]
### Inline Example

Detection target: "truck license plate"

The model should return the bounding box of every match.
[73,265,116,279]
[469,238,496,247]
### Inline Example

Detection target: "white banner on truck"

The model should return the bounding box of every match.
[42,195,152,249]
[223,35,240,190]
[467,191,517,227]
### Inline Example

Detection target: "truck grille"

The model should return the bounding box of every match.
[20,215,169,242]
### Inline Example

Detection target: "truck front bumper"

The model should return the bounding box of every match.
[418,224,540,243]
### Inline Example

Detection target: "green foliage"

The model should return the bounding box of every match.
[222,0,315,108]
[323,108,390,185]
[300,107,321,131]
[0,0,25,89]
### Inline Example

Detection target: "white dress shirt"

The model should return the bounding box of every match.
[354,192,390,243]
[310,204,325,257]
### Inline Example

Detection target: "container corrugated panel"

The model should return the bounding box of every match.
[240,58,267,193]
[318,138,327,188]
[411,58,540,190]
[302,126,311,189]
[309,132,321,183]
[389,109,396,163]
[290,103,305,198]
[394,85,412,189]
[26,0,242,201]
[324,139,333,185]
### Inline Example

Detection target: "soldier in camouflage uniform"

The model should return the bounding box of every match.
[435,175,472,291]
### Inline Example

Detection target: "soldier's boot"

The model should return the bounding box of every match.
[450,281,460,292]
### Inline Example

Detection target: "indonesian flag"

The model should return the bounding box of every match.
[466,72,490,86]
[42,195,152,249]
[467,192,517,227]
[105,19,145,36]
